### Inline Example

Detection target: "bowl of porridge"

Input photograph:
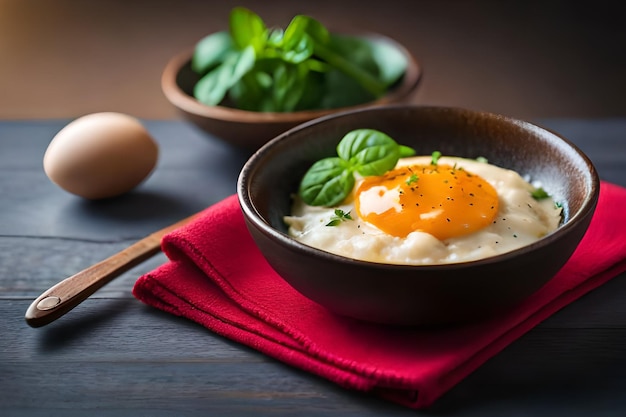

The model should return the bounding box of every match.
[237,105,599,326]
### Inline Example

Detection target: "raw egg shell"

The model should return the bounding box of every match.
[43,112,159,199]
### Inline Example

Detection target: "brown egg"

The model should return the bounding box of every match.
[43,112,159,199]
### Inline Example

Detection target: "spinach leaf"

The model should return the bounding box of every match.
[299,129,416,206]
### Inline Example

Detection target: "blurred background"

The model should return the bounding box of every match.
[1,0,625,121]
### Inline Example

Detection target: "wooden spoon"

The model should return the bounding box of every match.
[24,213,198,328]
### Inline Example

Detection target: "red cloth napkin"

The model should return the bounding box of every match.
[133,181,626,409]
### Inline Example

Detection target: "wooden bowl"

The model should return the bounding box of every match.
[237,105,600,326]
[161,34,421,151]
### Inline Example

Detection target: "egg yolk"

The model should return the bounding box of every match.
[355,164,499,240]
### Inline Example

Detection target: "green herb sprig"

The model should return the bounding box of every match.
[430,150,442,165]
[191,7,408,112]
[405,173,419,185]
[531,187,550,200]
[298,129,415,206]
[531,186,563,212]
[326,209,353,226]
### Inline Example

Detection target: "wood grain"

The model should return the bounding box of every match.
[1,119,625,416]
[24,212,198,327]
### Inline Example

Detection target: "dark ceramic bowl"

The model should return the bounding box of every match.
[237,105,599,326]
[161,34,421,151]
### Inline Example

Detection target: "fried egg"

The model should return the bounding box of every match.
[284,155,562,265]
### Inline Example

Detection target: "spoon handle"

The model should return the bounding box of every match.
[25,213,198,328]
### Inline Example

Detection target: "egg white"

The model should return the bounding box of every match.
[284,156,562,265]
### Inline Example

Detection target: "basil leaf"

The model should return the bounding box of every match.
[281,35,314,64]
[274,16,314,64]
[318,69,376,109]
[367,37,408,87]
[272,63,306,112]
[399,145,416,158]
[297,129,415,206]
[230,59,307,112]
[313,36,387,98]
[192,31,234,74]
[190,8,408,113]
[328,35,380,79]
[337,129,414,176]
[229,7,267,53]
[299,158,354,206]
[283,15,309,49]
[353,146,402,177]
[300,15,331,45]
[194,47,256,106]
[283,14,331,48]
[294,69,325,111]
[229,70,267,111]
[266,28,284,48]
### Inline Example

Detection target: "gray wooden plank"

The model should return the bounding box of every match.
[0,120,249,239]
[2,299,626,416]
[0,237,168,297]
[2,119,626,416]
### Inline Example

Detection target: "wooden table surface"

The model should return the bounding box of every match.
[2,0,626,415]
[1,118,625,416]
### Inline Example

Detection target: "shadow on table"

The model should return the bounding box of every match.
[35,298,135,353]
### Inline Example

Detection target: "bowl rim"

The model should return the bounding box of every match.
[237,104,600,270]
[161,33,422,124]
